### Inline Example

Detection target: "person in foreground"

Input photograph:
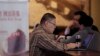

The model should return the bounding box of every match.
[29,13,77,56]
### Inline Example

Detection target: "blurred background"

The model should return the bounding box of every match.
[29,0,100,33]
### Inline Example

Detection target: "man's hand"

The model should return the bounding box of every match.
[56,35,65,42]
[66,43,77,49]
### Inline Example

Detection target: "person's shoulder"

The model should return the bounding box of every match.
[74,30,85,35]
[72,29,87,38]
[32,32,43,37]
[32,29,44,35]
[93,31,100,36]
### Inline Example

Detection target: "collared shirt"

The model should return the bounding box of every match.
[29,25,67,56]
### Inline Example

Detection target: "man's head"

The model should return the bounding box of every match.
[74,11,87,20]
[40,13,56,33]
[72,11,88,28]
[78,16,93,29]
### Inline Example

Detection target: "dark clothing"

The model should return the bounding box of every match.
[67,28,79,36]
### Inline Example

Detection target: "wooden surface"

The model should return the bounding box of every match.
[66,51,100,56]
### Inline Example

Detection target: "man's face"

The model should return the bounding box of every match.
[73,15,80,28]
[45,19,56,33]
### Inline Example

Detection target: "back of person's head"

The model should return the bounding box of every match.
[40,13,56,25]
[78,16,93,27]
[74,11,87,17]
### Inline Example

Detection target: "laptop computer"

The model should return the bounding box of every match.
[67,33,95,51]
[88,32,100,52]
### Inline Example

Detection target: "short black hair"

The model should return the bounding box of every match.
[40,13,56,24]
[74,11,87,18]
[78,16,93,27]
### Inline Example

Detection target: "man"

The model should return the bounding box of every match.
[29,13,77,56]
[64,11,87,36]
[63,15,94,47]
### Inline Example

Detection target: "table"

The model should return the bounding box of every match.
[66,51,100,56]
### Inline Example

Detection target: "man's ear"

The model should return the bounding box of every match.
[44,21,48,27]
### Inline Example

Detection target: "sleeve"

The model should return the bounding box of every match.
[62,36,76,44]
[62,32,81,43]
[37,35,68,51]
[29,35,39,56]
[64,27,70,35]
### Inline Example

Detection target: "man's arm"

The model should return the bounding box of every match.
[29,34,39,56]
[37,35,76,51]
